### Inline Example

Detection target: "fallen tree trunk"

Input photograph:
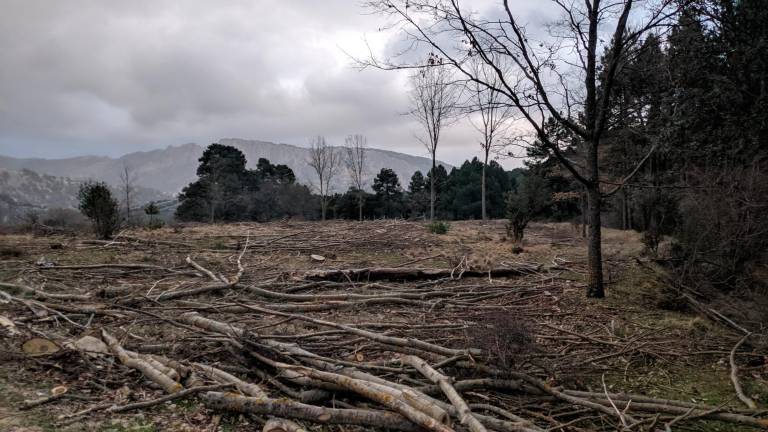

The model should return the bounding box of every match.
[402,355,488,432]
[101,330,182,394]
[202,392,422,432]
[302,265,547,282]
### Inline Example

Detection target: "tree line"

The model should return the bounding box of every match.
[171,142,532,223]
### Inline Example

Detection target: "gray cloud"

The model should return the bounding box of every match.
[0,1,554,168]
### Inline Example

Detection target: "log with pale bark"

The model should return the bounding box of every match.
[302,264,553,281]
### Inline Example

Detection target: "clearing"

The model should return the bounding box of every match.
[0,220,765,431]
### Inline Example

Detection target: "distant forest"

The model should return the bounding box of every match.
[174,143,526,223]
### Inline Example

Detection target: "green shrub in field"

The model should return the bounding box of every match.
[427,221,450,234]
[78,181,120,239]
[144,202,163,230]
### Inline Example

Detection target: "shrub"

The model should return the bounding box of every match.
[143,202,163,230]
[78,181,120,239]
[465,311,533,368]
[504,174,550,243]
[426,221,450,234]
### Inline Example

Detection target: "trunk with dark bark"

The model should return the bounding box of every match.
[586,185,604,298]
[580,191,587,238]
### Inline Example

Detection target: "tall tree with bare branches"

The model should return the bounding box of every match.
[409,59,459,221]
[344,134,368,221]
[467,59,516,221]
[363,0,679,297]
[119,163,136,224]
[307,136,341,221]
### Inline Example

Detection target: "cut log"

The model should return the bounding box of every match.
[263,419,307,432]
[202,391,422,432]
[101,329,182,394]
[193,362,266,398]
[302,265,545,282]
[402,355,488,432]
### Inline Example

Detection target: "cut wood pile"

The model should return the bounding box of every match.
[0,220,766,431]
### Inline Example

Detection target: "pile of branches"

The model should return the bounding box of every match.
[0,227,766,431]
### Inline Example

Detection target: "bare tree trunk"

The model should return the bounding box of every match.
[120,164,135,224]
[481,159,487,221]
[321,199,327,222]
[430,158,436,221]
[344,135,367,222]
[586,185,604,298]
[580,190,587,239]
[621,188,629,230]
[358,196,363,221]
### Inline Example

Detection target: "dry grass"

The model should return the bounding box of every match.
[0,220,765,431]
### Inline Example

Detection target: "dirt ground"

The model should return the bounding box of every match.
[0,220,765,431]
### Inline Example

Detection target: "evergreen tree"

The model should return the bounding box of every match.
[176,144,255,222]
[372,168,403,218]
[78,181,120,239]
[426,165,449,217]
[256,158,296,184]
[437,158,511,220]
[407,171,428,218]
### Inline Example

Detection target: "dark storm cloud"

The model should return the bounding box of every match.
[0,0,553,166]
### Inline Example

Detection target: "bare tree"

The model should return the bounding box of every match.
[409,59,459,221]
[119,163,136,224]
[467,59,515,221]
[344,134,368,221]
[364,0,678,297]
[307,136,341,221]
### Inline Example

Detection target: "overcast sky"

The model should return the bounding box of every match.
[0,1,560,167]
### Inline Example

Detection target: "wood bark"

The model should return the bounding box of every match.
[263,419,307,432]
[101,330,182,394]
[302,265,544,282]
[402,355,488,432]
[202,392,423,432]
[586,185,604,298]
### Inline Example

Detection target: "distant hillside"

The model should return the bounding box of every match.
[0,139,451,195]
[0,169,168,224]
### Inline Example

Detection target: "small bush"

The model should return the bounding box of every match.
[504,174,550,243]
[144,202,163,230]
[465,311,533,368]
[426,221,450,234]
[78,181,120,239]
